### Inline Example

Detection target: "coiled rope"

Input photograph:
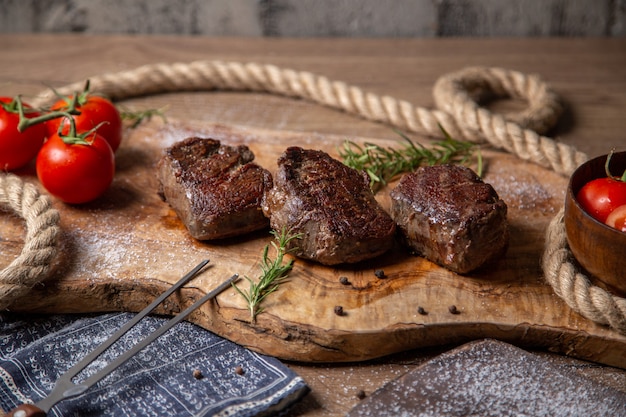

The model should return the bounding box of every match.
[31,63,587,176]
[543,210,626,334]
[0,174,60,309]
[3,60,623,333]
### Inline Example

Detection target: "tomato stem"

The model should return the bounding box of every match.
[54,111,107,146]
[1,97,39,117]
[16,94,82,132]
[604,150,613,177]
[605,149,626,182]
[55,112,86,145]
[0,98,18,113]
[52,80,91,108]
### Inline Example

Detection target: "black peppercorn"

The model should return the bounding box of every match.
[374,269,386,279]
[339,276,350,285]
[448,305,460,314]
[334,305,344,316]
[417,306,427,315]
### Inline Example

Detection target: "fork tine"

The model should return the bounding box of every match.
[31,260,213,413]
[78,273,239,391]
[60,259,210,381]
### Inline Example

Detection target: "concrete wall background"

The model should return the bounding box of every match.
[1,0,624,37]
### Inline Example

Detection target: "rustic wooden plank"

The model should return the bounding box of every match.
[3,119,624,368]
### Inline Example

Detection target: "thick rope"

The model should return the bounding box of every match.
[543,210,626,334]
[0,174,60,310]
[31,61,588,176]
[16,60,623,333]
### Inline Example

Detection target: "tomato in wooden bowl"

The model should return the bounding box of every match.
[564,151,626,296]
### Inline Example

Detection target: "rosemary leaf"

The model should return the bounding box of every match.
[119,105,168,128]
[232,228,301,323]
[340,125,480,192]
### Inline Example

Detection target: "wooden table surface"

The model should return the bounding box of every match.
[1,35,625,416]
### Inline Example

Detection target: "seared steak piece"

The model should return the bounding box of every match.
[262,147,396,265]
[390,165,508,274]
[157,137,272,240]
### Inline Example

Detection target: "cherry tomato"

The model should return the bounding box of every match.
[36,131,115,204]
[47,94,122,152]
[0,97,47,171]
[606,204,626,232]
[577,177,626,223]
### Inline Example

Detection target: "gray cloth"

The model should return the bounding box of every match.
[0,313,308,416]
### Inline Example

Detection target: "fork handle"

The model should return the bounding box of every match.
[5,404,46,417]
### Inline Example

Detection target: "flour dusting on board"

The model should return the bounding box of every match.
[59,226,210,282]
[152,122,216,148]
[149,121,263,149]
[488,174,557,211]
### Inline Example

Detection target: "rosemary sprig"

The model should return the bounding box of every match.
[340,125,481,192]
[232,228,302,323]
[119,105,168,128]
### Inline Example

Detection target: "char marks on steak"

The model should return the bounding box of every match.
[390,165,508,274]
[157,137,272,240]
[262,147,396,265]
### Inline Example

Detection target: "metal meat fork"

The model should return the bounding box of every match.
[6,260,239,417]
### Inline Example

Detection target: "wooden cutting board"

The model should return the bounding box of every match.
[2,119,625,368]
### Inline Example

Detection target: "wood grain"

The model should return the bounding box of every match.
[2,119,624,368]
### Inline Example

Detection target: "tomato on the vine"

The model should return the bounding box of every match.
[36,129,115,204]
[0,97,47,171]
[47,92,122,152]
[606,204,626,232]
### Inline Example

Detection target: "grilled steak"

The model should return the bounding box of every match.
[262,147,396,265]
[157,137,272,240]
[390,165,508,274]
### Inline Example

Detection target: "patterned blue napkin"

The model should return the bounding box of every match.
[0,313,308,416]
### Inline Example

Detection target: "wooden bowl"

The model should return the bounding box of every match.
[564,151,626,296]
